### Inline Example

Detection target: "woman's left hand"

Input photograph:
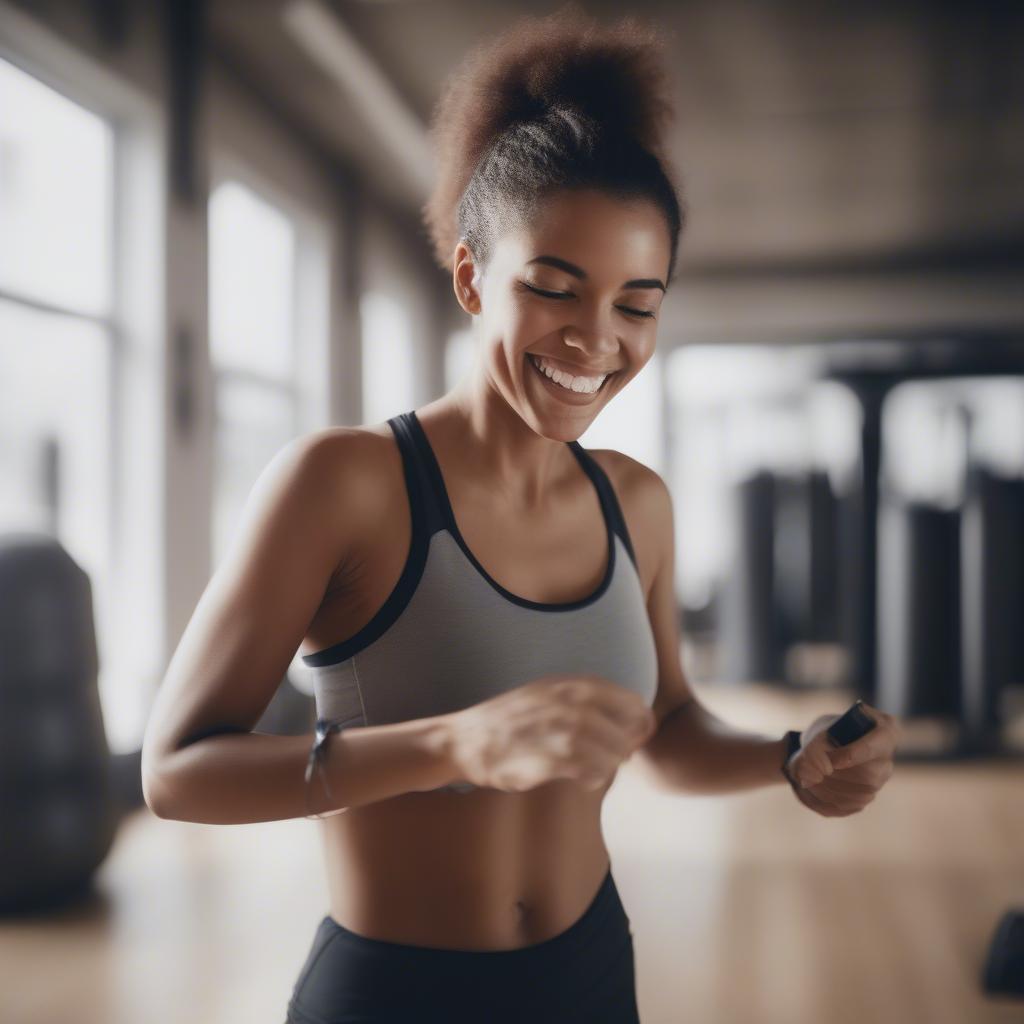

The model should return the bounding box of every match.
[784,703,902,818]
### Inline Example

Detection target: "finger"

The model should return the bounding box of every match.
[579,707,653,758]
[832,758,894,787]
[794,786,841,818]
[802,781,874,816]
[810,774,877,796]
[793,743,835,787]
[827,724,896,769]
[810,777,877,810]
[561,735,622,788]
[572,677,657,734]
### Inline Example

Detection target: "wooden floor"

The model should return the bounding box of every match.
[2,682,1023,1024]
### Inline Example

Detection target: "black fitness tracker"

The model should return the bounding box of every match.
[781,729,801,788]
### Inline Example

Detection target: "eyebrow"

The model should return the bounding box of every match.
[526,255,666,292]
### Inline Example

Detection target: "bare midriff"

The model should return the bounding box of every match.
[320,782,613,949]
[300,406,650,951]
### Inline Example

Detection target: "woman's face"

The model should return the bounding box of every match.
[453,188,671,439]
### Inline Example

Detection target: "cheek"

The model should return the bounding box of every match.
[484,311,538,368]
[623,337,657,378]
[509,305,551,344]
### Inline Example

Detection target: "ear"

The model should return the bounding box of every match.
[452,241,482,316]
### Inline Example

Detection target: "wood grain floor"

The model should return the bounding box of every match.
[2,682,1022,1024]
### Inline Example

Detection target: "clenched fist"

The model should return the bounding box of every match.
[783,703,902,817]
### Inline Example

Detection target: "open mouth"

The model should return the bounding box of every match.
[526,353,615,397]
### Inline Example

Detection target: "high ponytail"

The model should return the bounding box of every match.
[422,3,686,283]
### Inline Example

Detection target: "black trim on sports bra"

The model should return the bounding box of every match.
[299,410,641,667]
[405,409,617,612]
[567,439,639,570]
[300,416,431,668]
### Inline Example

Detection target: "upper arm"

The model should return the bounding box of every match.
[631,463,697,728]
[141,429,366,777]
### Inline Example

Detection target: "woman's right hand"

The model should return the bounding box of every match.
[442,673,658,793]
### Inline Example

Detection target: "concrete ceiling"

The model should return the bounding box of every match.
[209,0,1024,275]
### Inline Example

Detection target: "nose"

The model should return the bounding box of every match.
[560,306,619,360]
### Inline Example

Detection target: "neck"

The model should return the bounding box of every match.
[420,363,585,509]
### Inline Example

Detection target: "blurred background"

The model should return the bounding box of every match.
[1,1,1022,1022]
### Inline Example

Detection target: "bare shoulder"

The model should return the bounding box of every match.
[286,423,399,508]
[254,423,402,577]
[584,449,672,601]
[141,423,401,768]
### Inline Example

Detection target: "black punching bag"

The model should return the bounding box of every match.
[0,533,119,913]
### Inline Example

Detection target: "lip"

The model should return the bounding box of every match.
[527,353,621,376]
[526,353,616,404]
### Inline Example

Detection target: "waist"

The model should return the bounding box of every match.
[323,854,619,956]
[320,793,611,949]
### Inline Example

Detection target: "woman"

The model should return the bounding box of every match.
[141,8,901,1023]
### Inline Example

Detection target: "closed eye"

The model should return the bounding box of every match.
[519,281,657,320]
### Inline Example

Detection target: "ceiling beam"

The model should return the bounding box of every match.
[282,0,434,199]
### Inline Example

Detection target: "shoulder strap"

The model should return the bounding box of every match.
[568,441,639,569]
[386,412,448,538]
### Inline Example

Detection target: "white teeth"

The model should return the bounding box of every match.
[529,355,608,395]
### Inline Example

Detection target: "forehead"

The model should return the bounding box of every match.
[499,189,669,280]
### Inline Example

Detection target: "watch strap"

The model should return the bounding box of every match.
[781,729,801,788]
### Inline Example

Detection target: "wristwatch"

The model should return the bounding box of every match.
[781,729,801,789]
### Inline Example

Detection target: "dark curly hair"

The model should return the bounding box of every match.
[421,3,686,286]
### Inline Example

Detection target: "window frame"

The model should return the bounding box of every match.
[0,10,167,752]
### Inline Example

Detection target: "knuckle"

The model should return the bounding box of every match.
[553,680,579,702]
[549,711,572,734]
[562,732,584,759]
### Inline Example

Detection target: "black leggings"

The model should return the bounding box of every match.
[284,866,641,1024]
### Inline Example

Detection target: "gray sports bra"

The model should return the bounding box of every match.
[301,409,659,793]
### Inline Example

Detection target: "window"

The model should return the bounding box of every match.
[664,344,861,610]
[883,376,1024,504]
[0,56,135,744]
[361,290,415,425]
[208,180,301,568]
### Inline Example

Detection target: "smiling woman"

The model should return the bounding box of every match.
[141,5,692,1024]
[414,3,687,445]
[276,8,695,1023]
[276,7,690,1022]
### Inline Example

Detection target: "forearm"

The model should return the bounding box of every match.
[634,697,788,795]
[142,715,457,824]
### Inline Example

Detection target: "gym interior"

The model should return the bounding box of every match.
[1,2,1022,1022]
